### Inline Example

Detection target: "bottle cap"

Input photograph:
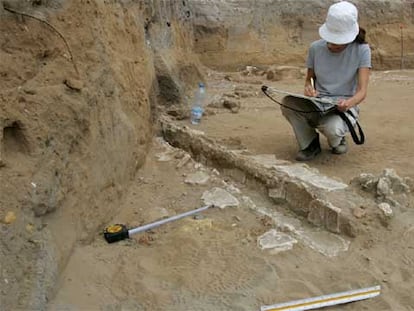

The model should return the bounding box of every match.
[198,82,205,88]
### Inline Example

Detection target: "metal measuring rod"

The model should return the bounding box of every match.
[103,204,214,243]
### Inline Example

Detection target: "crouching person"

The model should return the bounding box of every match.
[282,1,371,161]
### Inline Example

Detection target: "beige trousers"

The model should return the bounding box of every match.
[280,96,358,150]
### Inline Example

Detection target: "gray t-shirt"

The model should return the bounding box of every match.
[306,39,371,98]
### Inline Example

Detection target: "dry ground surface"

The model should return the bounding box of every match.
[48,70,414,311]
[197,69,414,183]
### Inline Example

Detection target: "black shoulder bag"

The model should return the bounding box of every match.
[335,110,365,145]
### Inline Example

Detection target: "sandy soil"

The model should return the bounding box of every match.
[198,69,414,183]
[48,70,414,310]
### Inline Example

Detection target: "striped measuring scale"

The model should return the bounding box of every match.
[261,285,381,311]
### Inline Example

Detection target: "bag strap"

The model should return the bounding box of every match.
[335,110,365,145]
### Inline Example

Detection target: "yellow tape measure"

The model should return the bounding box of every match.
[103,224,129,243]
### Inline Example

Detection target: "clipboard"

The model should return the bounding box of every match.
[262,85,338,116]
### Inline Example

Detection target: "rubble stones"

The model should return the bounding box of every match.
[352,206,367,219]
[383,168,411,193]
[202,187,239,209]
[351,169,411,210]
[156,151,174,162]
[222,99,241,113]
[352,169,411,196]
[378,202,393,217]
[176,153,192,168]
[351,173,377,192]
[257,229,297,253]
[241,66,260,76]
[166,106,189,120]
[207,94,241,113]
[377,176,392,197]
[265,66,305,81]
[268,187,286,204]
[184,171,210,185]
[3,211,16,224]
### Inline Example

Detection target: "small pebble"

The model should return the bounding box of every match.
[4,212,16,224]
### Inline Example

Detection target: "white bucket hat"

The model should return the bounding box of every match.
[319,1,359,45]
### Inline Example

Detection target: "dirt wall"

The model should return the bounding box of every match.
[0,0,201,309]
[191,0,414,70]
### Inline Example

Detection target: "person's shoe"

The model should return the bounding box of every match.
[295,135,321,161]
[332,137,348,154]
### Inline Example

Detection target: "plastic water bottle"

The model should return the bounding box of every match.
[190,82,206,125]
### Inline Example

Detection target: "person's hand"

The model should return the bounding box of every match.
[304,85,318,97]
[337,99,352,112]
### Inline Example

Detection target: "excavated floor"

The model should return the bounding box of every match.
[47,134,411,310]
[48,71,414,310]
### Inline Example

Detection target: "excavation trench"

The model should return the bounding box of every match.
[48,121,412,310]
[160,116,372,239]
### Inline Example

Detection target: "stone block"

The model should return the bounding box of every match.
[308,199,341,233]
[308,199,325,227]
[268,186,287,204]
[284,180,313,216]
